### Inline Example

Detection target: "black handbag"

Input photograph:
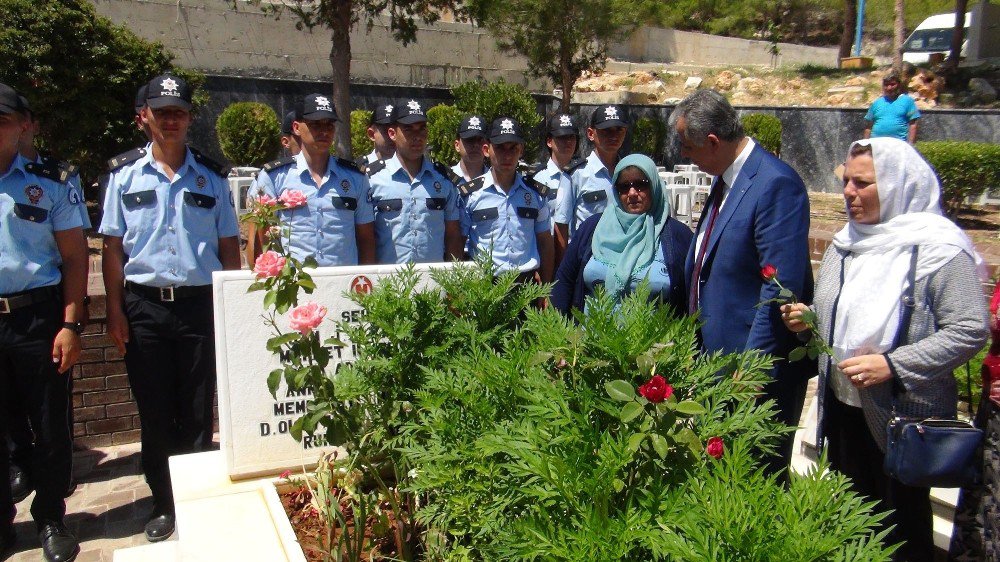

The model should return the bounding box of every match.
[881,247,984,488]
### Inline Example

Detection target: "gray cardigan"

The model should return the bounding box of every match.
[813,245,989,451]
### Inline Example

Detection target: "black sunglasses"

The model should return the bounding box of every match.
[614,178,652,194]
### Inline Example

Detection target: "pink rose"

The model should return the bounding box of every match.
[288,302,327,335]
[255,194,278,208]
[266,226,282,239]
[279,190,307,208]
[254,251,286,278]
[279,470,291,480]
[706,437,724,459]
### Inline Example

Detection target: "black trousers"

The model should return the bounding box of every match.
[124,290,217,513]
[0,299,72,532]
[826,395,935,562]
[5,382,35,471]
[759,373,809,485]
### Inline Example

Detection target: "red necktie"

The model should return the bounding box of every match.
[689,180,724,315]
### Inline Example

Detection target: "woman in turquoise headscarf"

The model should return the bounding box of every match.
[552,154,693,314]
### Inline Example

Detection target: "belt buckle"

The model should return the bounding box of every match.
[160,287,175,302]
[0,298,9,314]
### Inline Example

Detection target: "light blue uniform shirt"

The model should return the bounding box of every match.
[368,154,460,264]
[582,245,671,311]
[865,94,921,140]
[532,158,565,230]
[553,151,613,238]
[0,154,83,293]
[252,153,374,266]
[99,147,240,287]
[461,172,550,274]
[35,156,90,229]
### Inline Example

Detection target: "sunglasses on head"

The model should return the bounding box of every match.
[614,178,652,194]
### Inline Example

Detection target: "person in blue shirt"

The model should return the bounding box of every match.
[279,111,301,158]
[361,104,395,167]
[366,100,464,264]
[252,93,376,266]
[99,74,241,544]
[531,113,579,264]
[0,82,87,562]
[448,114,488,186]
[460,117,554,283]
[864,74,920,144]
[553,104,628,256]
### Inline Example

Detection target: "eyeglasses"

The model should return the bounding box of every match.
[614,178,652,194]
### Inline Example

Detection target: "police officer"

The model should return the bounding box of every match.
[0,82,85,562]
[366,100,463,264]
[448,114,488,186]
[460,117,554,283]
[361,104,395,166]
[553,104,628,254]
[99,74,240,543]
[279,111,301,157]
[252,93,375,266]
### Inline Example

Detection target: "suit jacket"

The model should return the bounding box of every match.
[685,143,814,382]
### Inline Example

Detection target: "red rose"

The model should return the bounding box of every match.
[706,437,724,459]
[760,264,777,281]
[279,469,291,479]
[638,374,673,404]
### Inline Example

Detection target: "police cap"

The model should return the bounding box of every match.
[281,111,295,135]
[489,116,524,144]
[549,113,578,137]
[391,100,427,125]
[0,82,26,115]
[458,115,486,139]
[590,104,628,129]
[370,104,394,125]
[297,93,338,122]
[145,74,192,110]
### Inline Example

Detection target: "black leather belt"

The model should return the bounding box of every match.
[126,282,212,302]
[0,285,60,314]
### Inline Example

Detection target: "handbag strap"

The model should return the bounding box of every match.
[890,247,919,413]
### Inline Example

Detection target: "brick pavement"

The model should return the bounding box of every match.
[3,442,174,562]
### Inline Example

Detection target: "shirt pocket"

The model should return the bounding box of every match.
[373,198,403,227]
[331,196,358,212]
[183,191,218,209]
[471,207,499,222]
[425,197,447,211]
[12,203,49,224]
[122,189,157,211]
[581,189,607,210]
[182,191,218,236]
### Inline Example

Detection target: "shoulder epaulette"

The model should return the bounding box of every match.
[338,157,366,175]
[353,156,369,173]
[107,147,147,171]
[365,159,386,177]
[433,161,462,185]
[523,175,549,198]
[261,155,296,173]
[189,147,232,177]
[39,155,79,180]
[25,160,70,183]
[457,176,486,197]
[562,158,586,174]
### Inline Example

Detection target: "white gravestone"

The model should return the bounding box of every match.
[213,263,447,479]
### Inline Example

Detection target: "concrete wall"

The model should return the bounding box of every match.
[970,0,1000,61]
[609,27,839,68]
[90,0,840,94]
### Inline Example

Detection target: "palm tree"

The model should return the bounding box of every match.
[892,0,905,74]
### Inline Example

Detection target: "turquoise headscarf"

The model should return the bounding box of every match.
[591,154,671,299]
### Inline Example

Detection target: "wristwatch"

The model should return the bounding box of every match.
[63,321,85,334]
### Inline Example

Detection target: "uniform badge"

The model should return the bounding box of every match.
[68,188,82,205]
[351,275,373,295]
[524,192,532,205]
[25,185,43,205]
[196,175,207,188]
[433,181,442,193]
[500,119,515,134]
[340,179,351,192]
[604,106,619,120]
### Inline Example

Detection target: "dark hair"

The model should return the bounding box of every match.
[849,143,873,158]
[668,90,744,146]
[882,74,901,86]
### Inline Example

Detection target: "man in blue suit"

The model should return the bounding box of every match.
[670,90,813,480]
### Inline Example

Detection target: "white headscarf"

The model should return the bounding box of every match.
[830,137,988,361]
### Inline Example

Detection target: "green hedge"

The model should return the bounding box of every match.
[741,113,781,156]
[215,102,280,167]
[452,79,543,161]
[916,140,1000,216]
[350,109,374,159]
[631,117,666,162]
[427,104,463,166]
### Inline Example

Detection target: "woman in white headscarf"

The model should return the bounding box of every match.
[781,137,989,562]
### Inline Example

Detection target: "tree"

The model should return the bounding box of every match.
[0,0,190,184]
[944,0,968,71]
[238,0,467,158]
[838,0,858,60]
[893,0,905,73]
[469,0,643,112]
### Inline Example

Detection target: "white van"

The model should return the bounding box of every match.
[903,12,972,65]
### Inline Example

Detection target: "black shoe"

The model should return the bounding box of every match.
[38,522,79,562]
[0,527,15,556]
[9,466,32,504]
[144,513,175,543]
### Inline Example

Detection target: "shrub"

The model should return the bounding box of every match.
[916,140,1000,216]
[452,79,543,162]
[427,104,463,165]
[741,113,782,156]
[631,116,666,162]
[350,109,374,159]
[215,102,281,167]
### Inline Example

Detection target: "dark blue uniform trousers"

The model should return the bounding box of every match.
[0,298,72,533]
[124,290,216,514]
